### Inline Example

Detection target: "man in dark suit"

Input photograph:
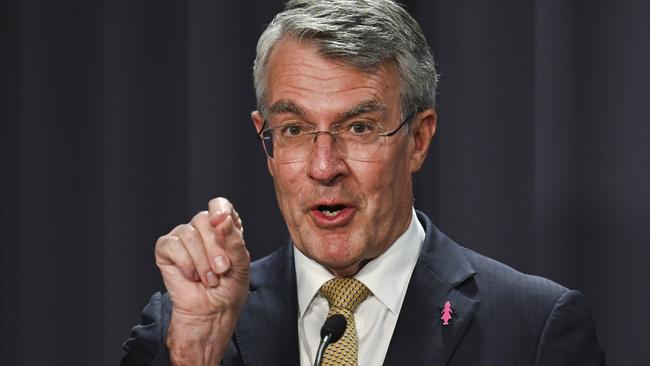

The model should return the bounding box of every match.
[122,1,605,365]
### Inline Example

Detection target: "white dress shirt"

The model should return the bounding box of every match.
[294,209,425,366]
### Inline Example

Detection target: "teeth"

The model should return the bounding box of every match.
[323,209,340,217]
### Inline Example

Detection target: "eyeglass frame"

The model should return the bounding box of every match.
[256,111,416,161]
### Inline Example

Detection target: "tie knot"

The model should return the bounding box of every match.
[319,278,371,312]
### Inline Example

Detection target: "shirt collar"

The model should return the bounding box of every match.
[294,209,425,317]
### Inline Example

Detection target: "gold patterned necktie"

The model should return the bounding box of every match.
[319,278,371,366]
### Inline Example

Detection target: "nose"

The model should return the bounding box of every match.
[306,132,347,184]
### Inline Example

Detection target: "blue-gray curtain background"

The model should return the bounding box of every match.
[1,0,648,364]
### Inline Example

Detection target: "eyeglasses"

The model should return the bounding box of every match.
[257,112,414,162]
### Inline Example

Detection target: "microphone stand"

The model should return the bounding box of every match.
[313,333,333,366]
[314,314,347,366]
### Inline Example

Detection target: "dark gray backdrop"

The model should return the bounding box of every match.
[1,0,648,365]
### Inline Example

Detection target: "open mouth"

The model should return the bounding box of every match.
[317,204,347,217]
[309,202,355,227]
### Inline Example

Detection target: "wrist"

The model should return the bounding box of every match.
[167,311,237,366]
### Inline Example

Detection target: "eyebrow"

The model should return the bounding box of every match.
[268,101,306,117]
[267,99,388,122]
[337,100,388,121]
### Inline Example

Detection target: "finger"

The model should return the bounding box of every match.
[214,215,249,266]
[175,224,220,287]
[155,235,198,282]
[208,198,244,232]
[231,208,243,232]
[208,197,234,226]
[168,224,186,236]
[191,211,231,276]
[161,225,201,281]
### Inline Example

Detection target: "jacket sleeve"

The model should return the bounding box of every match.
[535,290,606,366]
[121,292,172,366]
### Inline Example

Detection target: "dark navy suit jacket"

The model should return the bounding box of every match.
[121,212,606,365]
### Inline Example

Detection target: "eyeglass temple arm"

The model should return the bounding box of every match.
[380,112,416,137]
[256,120,268,138]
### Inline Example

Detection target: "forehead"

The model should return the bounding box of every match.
[264,37,401,120]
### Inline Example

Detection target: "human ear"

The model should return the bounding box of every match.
[251,111,274,177]
[409,108,437,173]
[251,110,265,133]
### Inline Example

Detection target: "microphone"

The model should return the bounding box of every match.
[314,314,347,366]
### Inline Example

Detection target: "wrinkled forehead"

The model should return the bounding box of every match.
[264,37,402,121]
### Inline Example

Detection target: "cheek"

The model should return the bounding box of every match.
[355,153,409,190]
[272,163,306,208]
[386,144,413,186]
[349,162,393,210]
[358,155,412,211]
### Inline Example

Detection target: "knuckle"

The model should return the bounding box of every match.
[235,226,245,241]
[177,225,198,242]
[237,238,248,252]
[239,248,251,264]
[159,240,191,266]
[155,234,177,250]
[155,235,168,247]
[237,237,247,250]
[228,234,246,251]
[191,210,209,225]
[171,223,185,232]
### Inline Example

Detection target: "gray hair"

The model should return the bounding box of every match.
[253,0,438,120]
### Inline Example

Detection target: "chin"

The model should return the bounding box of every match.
[316,244,363,274]
[322,257,364,277]
[295,227,364,270]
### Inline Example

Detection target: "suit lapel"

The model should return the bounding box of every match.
[383,212,480,366]
[234,244,300,366]
[232,213,478,366]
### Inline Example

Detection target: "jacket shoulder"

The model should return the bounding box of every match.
[452,246,606,364]
[461,246,568,303]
